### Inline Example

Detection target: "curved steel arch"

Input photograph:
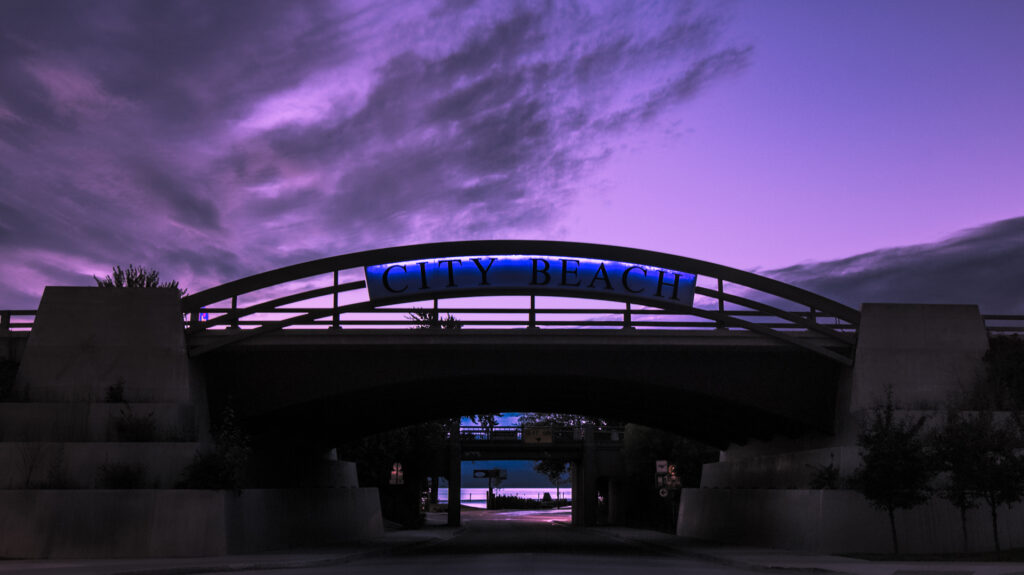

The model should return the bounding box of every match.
[181,240,860,362]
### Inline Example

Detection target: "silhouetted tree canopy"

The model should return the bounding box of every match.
[407,308,462,330]
[934,408,1024,555]
[852,390,934,555]
[94,265,186,297]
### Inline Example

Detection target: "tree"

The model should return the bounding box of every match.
[337,419,452,527]
[533,457,570,501]
[936,410,1024,555]
[851,390,934,555]
[94,264,186,297]
[518,412,610,428]
[467,413,501,431]
[407,308,461,330]
[932,407,984,551]
[622,424,717,489]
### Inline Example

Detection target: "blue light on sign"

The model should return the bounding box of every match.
[364,255,696,307]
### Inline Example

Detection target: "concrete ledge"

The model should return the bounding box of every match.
[0,403,197,442]
[226,488,383,552]
[679,488,1024,554]
[700,447,860,489]
[0,490,227,558]
[0,442,198,488]
[0,488,383,559]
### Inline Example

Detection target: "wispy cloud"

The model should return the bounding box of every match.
[0,0,749,307]
[769,216,1024,314]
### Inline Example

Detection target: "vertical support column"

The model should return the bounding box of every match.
[333,270,340,330]
[230,296,240,330]
[582,423,598,526]
[528,295,537,329]
[0,310,9,333]
[572,424,598,526]
[447,420,461,527]
[716,278,726,330]
[623,302,632,330]
[571,462,582,526]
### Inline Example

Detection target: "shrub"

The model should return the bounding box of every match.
[487,494,569,510]
[177,406,250,493]
[808,453,840,489]
[114,404,157,441]
[0,360,17,401]
[98,462,146,489]
[105,379,125,403]
[177,451,239,491]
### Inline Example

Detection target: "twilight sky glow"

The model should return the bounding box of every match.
[1,0,1022,312]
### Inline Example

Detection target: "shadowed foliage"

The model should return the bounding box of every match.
[94,265,187,297]
[851,390,934,555]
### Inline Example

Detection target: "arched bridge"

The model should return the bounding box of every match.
[181,240,859,363]
[181,241,863,447]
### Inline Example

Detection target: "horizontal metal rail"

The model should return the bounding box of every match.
[984,315,1024,334]
[184,304,856,327]
[459,425,625,443]
[4,310,1019,337]
[0,310,36,332]
[173,241,864,363]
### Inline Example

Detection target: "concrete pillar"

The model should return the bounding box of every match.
[447,420,461,527]
[581,424,598,526]
[571,462,582,526]
[607,477,626,525]
[571,424,599,526]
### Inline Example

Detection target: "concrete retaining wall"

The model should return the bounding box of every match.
[226,488,383,552]
[13,287,191,402]
[850,304,989,411]
[0,442,199,489]
[0,488,382,558]
[679,488,1024,554]
[700,447,860,489]
[0,403,196,442]
[0,490,228,558]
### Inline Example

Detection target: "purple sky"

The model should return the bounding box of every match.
[1,0,1022,313]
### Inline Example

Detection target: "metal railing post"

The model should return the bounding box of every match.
[333,270,340,330]
[528,295,537,329]
[623,302,633,330]
[717,278,726,330]
[230,296,239,330]
[1,311,9,333]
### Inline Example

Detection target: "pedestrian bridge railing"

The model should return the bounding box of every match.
[458,425,625,443]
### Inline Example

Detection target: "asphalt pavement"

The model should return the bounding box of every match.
[3,508,1024,575]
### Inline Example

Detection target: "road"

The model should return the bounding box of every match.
[226,509,796,575]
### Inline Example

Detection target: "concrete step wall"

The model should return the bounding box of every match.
[700,447,860,489]
[0,403,197,442]
[679,488,1024,555]
[0,488,383,558]
[0,442,199,489]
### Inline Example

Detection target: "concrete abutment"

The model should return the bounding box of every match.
[0,288,381,558]
[679,303,1017,554]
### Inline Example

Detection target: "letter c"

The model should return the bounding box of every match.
[622,266,646,293]
[382,264,408,293]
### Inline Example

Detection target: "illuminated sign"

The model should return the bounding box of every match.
[364,255,696,307]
